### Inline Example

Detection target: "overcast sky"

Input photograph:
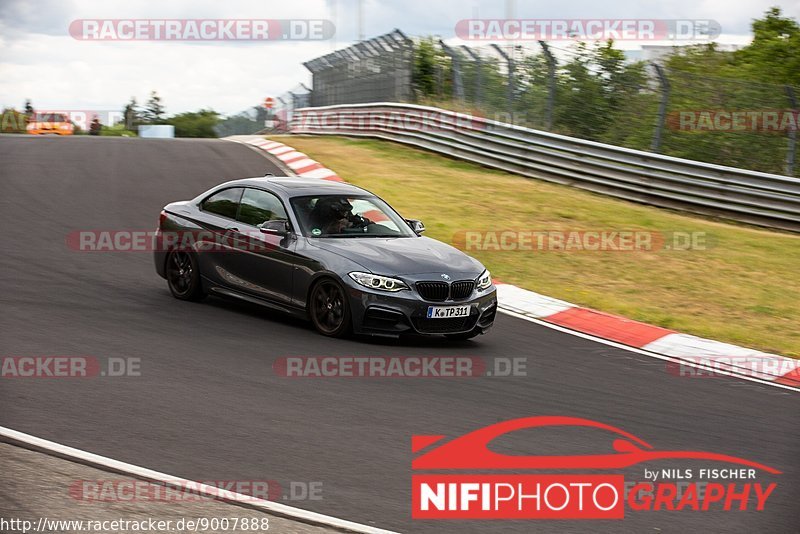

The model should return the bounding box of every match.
[1,0,796,116]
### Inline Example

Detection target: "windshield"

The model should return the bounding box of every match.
[290,195,417,238]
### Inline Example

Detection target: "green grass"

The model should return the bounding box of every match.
[271,135,800,357]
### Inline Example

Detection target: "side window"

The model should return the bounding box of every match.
[201,187,243,219]
[238,188,288,226]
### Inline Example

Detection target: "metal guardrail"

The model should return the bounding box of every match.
[290,103,800,232]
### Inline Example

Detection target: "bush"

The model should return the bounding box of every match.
[100,123,136,137]
[169,109,220,138]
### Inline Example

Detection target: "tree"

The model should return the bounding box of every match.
[733,7,800,86]
[169,109,220,138]
[122,97,139,130]
[555,44,609,138]
[513,53,553,129]
[142,91,165,124]
[24,99,34,117]
[413,38,442,99]
[594,41,645,107]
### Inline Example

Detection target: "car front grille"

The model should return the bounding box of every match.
[450,281,475,300]
[416,281,449,302]
[416,280,475,302]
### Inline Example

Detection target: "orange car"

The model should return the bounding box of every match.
[26,112,74,135]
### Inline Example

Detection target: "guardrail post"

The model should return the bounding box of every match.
[439,40,465,102]
[539,41,556,131]
[785,85,798,177]
[491,44,516,117]
[461,45,482,107]
[651,63,670,153]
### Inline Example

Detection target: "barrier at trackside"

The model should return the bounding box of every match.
[290,103,800,233]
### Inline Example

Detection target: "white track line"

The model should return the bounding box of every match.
[498,308,800,393]
[0,427,399,534]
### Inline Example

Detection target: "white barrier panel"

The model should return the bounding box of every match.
[139,125,175,138]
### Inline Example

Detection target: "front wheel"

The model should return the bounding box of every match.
[309,278,352,337]
[165,249,205,301]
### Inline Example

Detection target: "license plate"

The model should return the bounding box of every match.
[427,305,470,319]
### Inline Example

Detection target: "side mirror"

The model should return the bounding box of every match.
[258,219,290,236]
[405,219,425,234]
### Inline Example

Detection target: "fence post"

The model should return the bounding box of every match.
[277,96,288,130]
[301,83,312,104]
[539,41,556,131]
[651,63,670,153]
[786,85,797,177]
[288,91,299,126]
[439,40,465,102]
[461,45,482,107]
[491,44,515,116]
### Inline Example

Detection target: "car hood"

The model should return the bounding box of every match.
[309,236,485,277]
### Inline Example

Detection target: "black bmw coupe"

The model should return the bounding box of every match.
[154,177,497,339]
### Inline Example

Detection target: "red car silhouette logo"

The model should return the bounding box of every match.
[412,416,781,474]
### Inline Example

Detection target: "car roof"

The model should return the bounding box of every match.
[224,176,369,197]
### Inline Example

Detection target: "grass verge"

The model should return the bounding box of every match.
[270,135,800,357]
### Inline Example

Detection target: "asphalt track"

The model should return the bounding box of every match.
[0,135,797,533]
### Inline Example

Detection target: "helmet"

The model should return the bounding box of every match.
[326,197,353,217]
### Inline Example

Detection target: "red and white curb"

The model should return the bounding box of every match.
[235,136,800,391]
[495,284,800,389]
[0,426,398,534]
[229,135,343,182]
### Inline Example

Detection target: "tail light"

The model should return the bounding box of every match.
[158,210,168,228]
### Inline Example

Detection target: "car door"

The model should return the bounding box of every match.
[223,187,297,305]
[193,186,245,287]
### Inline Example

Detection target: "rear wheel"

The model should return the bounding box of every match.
[309,278,351,337]
[166,249,205,301]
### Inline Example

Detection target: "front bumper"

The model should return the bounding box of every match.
[346,281,498,336]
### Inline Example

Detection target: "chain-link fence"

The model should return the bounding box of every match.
[288,35,799,177]
[215,85,312,136]
[305,29,413,106]
[213,106,269,137]
[412,41,798,177]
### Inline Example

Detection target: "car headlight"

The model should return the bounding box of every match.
[476,270,492,291]
[349,272,409,292]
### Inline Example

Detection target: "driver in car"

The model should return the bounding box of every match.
[314,197,371,235]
